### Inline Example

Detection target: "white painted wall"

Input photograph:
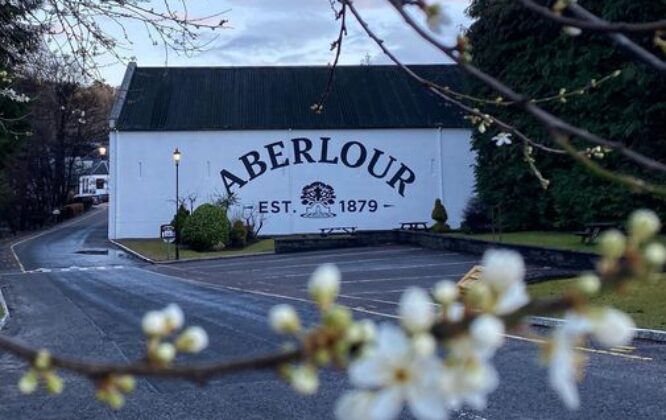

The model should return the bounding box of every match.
[109,129,475,239]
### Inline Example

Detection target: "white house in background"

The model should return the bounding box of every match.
[108,64,475,239]
[78,160,109,197]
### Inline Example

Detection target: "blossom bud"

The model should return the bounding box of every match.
[268,304,301,334]
[563,26,582,36]
[399,287,435,333]
[18,370,38,394]
[598,229,626,259]
[98,389,126,410]
[323,305,353,330]
[346,319,376,344]
[465,282,493,311]
[162,303,184,332]
[290,365,319,395]
[34,349,51,371]
[591,308,635,347]
[433,280,459,304]
[308,264,341,309]
[412,333,436,357]
[470,314,505,351]
[576,273,601,296]
[629,209,661,243]
[176,326,209,353]
[114,375,136,393]
[142,310,168,337]
[644,242,666,267]
[44,371,64,394]
[154,343,176,364]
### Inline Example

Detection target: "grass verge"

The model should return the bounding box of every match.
[449,231,597,253]
[528,277,666,330]
[118,238,275,262]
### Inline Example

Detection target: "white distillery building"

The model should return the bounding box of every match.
[108,64,475,239]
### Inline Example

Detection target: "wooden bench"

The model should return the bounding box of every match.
[574,222,618,244]
[320,226,357,236]
[399,222,429,230]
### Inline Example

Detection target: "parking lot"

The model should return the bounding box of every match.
[156,245,492,318]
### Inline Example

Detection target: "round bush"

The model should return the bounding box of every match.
[182,204,230,251]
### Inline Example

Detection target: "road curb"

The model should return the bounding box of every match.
[109,240,275,265]
[109,239,155,264]
[0,288,10,330]
[530,316,666,343]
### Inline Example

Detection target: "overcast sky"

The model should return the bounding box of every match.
[100,0,472,86]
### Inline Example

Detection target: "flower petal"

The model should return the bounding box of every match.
[407,386,448,420]
[335,391,375,420]
[369,387,404,420]
[349,356,390,388]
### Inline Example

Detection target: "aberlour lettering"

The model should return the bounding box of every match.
[220,137,416,197]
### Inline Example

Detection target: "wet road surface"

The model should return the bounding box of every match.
[0,207,664,419]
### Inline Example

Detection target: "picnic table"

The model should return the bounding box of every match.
[320,226,357,236]
[574,222,619,244]
[399,222,429,230]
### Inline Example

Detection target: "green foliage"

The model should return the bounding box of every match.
[466,0,666,230]
[182,204,230,252]
[170,204,190,244]
[230,220,248,248]
[431,199,450,233]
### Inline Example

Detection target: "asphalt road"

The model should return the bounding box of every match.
[0,208,664,419]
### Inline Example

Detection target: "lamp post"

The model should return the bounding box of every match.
[173,148,181,260]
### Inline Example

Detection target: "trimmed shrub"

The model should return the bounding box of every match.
[170,204,190,244]
[431,199,450,233]
[230,220,248,248]
[182,204,230,252]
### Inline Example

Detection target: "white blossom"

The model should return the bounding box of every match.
[548,329,582,410]
[644,242,666,267]
[492,132,512,146]
[412,333,436,357]
[398,287,435,333]
[335,391,376,420]
[588,308,635,347]
[308,264,341,308]
[176,326,209,353]
[268,304,301,334]
[628,209,661,243]
[440,357,499,411]
[598,229,626,259]
[345,324,448,420]
[481,249,529,314]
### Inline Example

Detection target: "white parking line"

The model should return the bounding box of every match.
[341,273,467,284]
[185,247,438,271]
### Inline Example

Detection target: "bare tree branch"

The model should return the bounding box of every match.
[518,0,666,33]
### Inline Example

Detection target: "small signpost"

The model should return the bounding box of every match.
[160,224,176,260]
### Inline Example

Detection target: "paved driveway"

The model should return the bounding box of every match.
[0,209,664,419]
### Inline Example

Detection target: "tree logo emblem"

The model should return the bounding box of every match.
[300,181,337,218]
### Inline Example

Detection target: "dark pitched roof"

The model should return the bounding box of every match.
[114,65,467,131]
[83,161,109,176]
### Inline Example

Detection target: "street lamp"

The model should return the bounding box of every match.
[99,146,107,157]
[173,148,181,260]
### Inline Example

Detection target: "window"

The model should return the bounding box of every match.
[96,178,105,189]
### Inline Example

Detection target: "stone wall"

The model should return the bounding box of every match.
[275,230,598,271]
